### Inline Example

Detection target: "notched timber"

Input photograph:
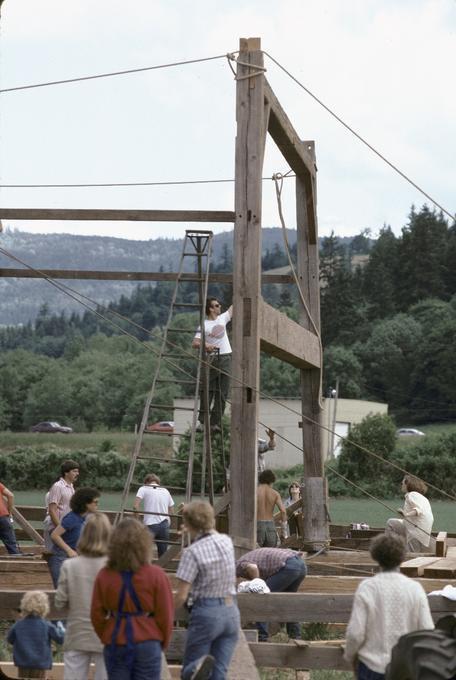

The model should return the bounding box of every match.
[259,300,320,369]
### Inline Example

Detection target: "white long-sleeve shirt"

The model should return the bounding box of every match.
[403,491,433,547]
[344,571,434,673]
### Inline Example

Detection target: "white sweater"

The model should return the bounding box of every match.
[55,555,107,652]
[344,571,434,673]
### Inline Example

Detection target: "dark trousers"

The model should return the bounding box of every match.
[0,515,20,554]
[148,520,170,558]
[257,555,307,641]
[198,354,231,426]
[358,661,385,680]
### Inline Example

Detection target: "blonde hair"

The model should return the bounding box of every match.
[182,501,215,532]
[107,518,153,572]
[20,591,49,618]
[77,512,112,557]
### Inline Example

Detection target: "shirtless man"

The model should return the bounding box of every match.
[257,469,287,547]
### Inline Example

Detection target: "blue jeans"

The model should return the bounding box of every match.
[147,520,170,558]
[0,516,20,554]
[357,661,385,680]
[182,598,240,680]
[258,555,307,641]
[103,640,162,680]
[48,546,67,588]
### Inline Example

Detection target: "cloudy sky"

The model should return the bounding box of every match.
[0,0,454,241]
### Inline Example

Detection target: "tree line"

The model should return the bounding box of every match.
[0,204,455,431]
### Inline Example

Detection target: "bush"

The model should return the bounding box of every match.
[338,413,397,484]
[0,444,154,491]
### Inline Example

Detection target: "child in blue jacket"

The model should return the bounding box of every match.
[7,590,64,679]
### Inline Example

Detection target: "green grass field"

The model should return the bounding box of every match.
[0,430,172,457]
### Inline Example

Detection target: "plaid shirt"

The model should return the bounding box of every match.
[176,531,236,599]
[46,478,74,521]
[236,548,299,580]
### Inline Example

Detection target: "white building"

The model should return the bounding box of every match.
[173,397,388,468]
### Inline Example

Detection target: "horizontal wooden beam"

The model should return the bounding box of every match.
[0,268,294,284]
[1,591,455,623]
[259,300,321,369]
[250,641,349,671]
[0,208,235,223]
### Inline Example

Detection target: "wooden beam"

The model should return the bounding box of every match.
[259,299,320,368]
[228,631,261,679]
[401,556,445,577]
[296,152,328,549]
[264,80,317,241]
[249,641,349,671]
[0,268,294,284]
[1,591,456,624]
[230,37,265,555]
[0,209,235,223]
[435,531,447,557]
[11,507,44,546]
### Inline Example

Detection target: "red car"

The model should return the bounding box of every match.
[145,421,174,434]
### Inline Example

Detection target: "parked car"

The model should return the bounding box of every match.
[145,420,174,434]
[31,421,73,434]
[396,428,425,437]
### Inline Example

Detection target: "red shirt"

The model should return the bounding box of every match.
[91,564,173,649]
[0,483,10,517]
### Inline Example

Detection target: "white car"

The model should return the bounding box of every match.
[397,428,425,437]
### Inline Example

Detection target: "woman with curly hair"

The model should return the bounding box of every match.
[91,517,173,680]
[386,475,434,552]
[49,487,101,587]
[55,512,112,680]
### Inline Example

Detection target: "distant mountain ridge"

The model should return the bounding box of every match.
[0,227,299,325]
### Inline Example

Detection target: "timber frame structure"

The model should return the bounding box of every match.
[0,37,328,551]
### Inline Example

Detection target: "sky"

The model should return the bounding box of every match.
[0,0,455,242]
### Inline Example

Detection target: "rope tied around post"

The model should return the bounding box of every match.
[226,52,267,81]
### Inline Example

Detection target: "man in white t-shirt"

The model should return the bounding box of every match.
[133,473,174,558]
[192,297,233,432]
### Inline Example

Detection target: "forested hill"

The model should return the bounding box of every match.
[0,227,305,325]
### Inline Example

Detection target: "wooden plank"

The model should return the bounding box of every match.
[2,658,176,680]
[401,556,444,577]
[259,300,321,369]
[167,628,258,662]
[423,557,456,579]
[0,269,294,284]
[1,591,456,624]
[0,209,235,223]
[11,507,44,545]
[230,37,265,555]
[228,630,261,679]
[436,531,448,557]
[250,641,349,671]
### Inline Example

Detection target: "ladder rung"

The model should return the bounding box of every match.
[168,328,198,332]
[183,252,208,257]
[143,431,192,438]
[160,353,189,358]
[185,229,213,235]
[150,404,197,411]
[172,303,202,307]
[156,378,195,384]
[136,456,188,464]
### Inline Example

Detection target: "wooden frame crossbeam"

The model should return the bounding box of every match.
[259,300,321,368]
[0,268,294,284]
[0,208,235,222]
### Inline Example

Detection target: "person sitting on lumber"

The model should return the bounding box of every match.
[386,475,434,552]
[257,469,287,547]
[344,533,434,680]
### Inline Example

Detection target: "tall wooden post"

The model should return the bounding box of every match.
[296,142,330,550]
[230,38,265,553]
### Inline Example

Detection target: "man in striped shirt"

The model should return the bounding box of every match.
[236,547,306,642]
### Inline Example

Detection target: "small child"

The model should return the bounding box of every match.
[7,591,64,679]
